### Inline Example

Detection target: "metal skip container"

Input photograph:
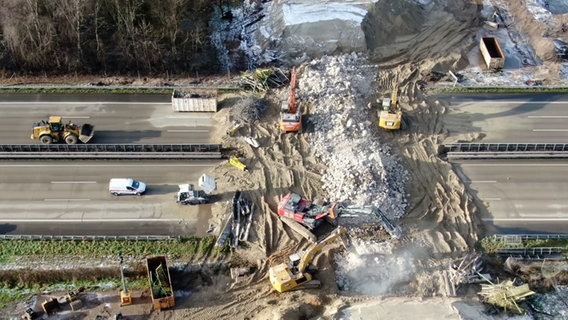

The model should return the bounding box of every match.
[171,89,218,112]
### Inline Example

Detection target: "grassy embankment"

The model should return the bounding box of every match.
[0,236,228,308]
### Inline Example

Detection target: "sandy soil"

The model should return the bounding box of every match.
[4,0,568,319]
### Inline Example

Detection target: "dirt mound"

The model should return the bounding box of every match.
[363,0,481,67]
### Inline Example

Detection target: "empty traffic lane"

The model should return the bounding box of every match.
[0,93,214,144]
[0,160,222,236]
[442,94,568,143]
[454,160,568,234]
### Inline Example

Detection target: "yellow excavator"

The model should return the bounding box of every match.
[31,116,94,144]
[378,85,403,130]
[269,226,349,293]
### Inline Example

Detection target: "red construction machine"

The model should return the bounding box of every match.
[277,192,338,241]
[280,68,302,132]
[277,192,403,242]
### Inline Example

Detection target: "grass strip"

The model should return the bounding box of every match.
[0,236,225,264]
[479,236,568,254]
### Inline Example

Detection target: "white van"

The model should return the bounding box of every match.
[109,178,146,196]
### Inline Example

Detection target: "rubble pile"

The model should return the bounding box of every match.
[229,97,268,124]
[300,53,409,219]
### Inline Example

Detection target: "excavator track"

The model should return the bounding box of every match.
[0,144,225,159]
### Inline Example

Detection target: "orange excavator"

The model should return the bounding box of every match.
[280,68,302,133]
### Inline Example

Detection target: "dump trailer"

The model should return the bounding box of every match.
[172,89,217,112]
[480,37,505,70]
[146,256,175,311]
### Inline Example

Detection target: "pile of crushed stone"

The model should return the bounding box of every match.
[299,53,409,220]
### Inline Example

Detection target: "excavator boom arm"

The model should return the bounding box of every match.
[288,68,297,113]
[391,84,398,108]
[297,227,347,272]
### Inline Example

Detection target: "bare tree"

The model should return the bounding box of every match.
[3,0,58,68]
[51,0,86,67]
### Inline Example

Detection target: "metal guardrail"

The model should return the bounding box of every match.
[496,247,565,261]
[0,234,179,241]
[491,234,568,241]
[442,143,568,160]
[0,144,225,159]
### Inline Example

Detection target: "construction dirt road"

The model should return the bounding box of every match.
[4,0,568,319]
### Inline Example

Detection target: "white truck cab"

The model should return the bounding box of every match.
[109,178,146,196]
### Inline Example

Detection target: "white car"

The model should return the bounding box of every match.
[109,178,146,196]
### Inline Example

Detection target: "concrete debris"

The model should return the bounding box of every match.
[230,267,254,283]
[300,54,409,219]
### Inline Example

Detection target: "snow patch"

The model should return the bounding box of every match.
[282,2,370,25]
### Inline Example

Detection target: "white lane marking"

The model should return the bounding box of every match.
[0,102,170,105]
[167,129,209,133]
[483,198,502,201]
[0,218,183,222]
[44,199,91,201]
[64,116,91,119]
[51,181,96,184]
[482,217,568,221]
[533,129,568,132]
[528,115,568,118]
[463,180,497,183]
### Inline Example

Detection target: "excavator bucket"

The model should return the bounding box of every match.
[79,124,95,143]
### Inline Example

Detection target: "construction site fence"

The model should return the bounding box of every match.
[442,143,568,160]
[0,234,180,241]
[0,144,225,159]
[496,247,566,261]
[490,234,568,243]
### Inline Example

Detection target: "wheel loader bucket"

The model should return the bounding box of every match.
[79,124,95,143]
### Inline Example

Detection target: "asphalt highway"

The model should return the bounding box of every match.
[0,160,223,236]
[454,160,568,234]
[443,94,568,234]
[0,93,213,144]
[442,94,568,143]
[0,93,223,236]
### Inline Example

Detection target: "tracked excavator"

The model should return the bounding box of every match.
[277,192,339,242]
[280,68,302,132]
[378,85,403,130]
[269,226,349,293]
[31,116,94,144]
[277,192,402,242]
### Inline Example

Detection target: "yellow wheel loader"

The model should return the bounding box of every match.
[269,226,349,293]
[30,116,94,144]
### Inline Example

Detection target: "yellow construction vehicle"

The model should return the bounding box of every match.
[30,116,94,144]
[378,85,403,130]
[229,155,249,172]
[269,226,349,293]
